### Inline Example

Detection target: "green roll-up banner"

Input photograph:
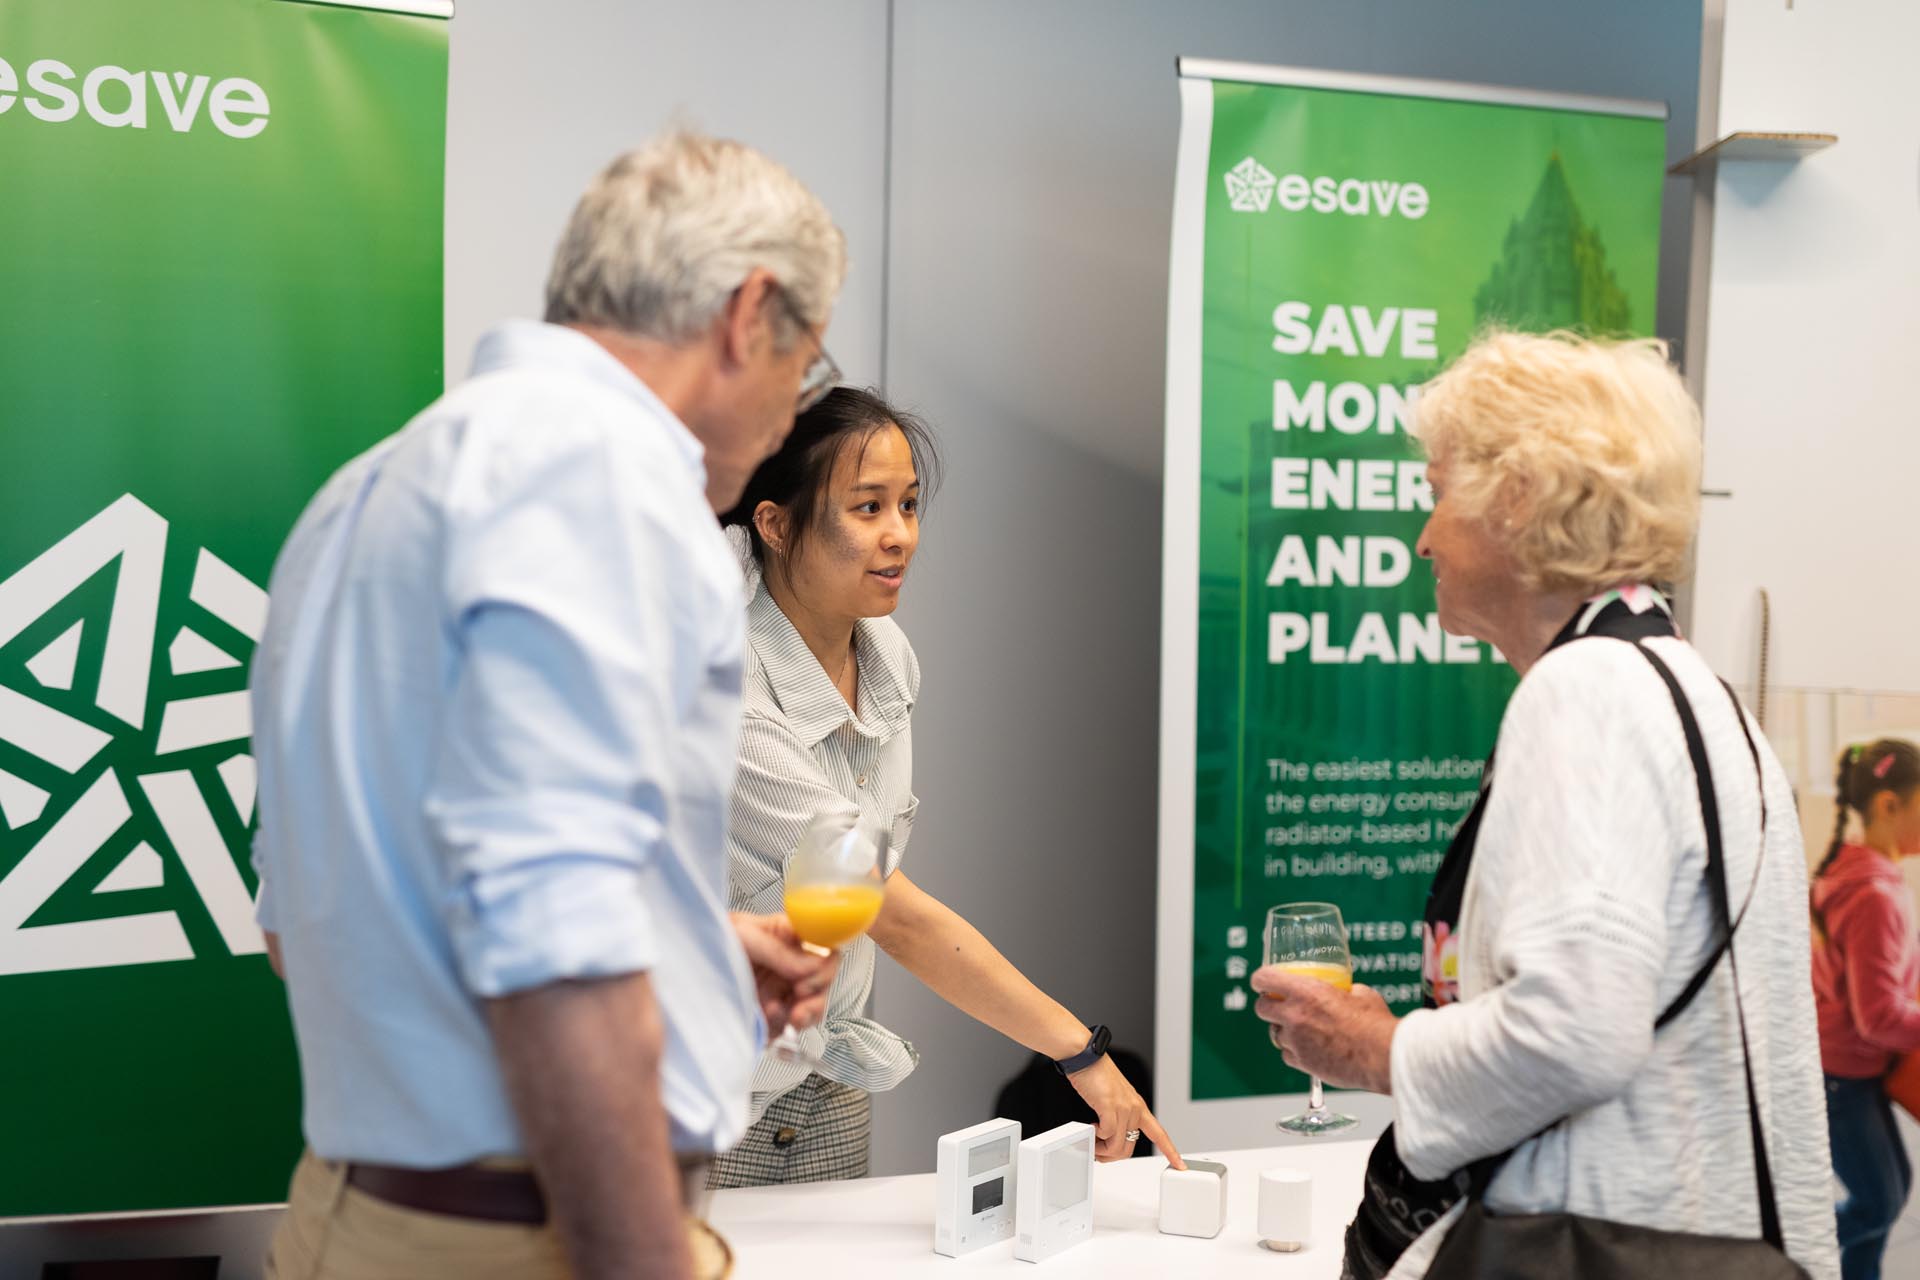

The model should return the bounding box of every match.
[0,0,448,1217]
[1157,63,1666,1130]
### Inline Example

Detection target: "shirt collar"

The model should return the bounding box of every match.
[748,585,913,747]
[470,320,707,475]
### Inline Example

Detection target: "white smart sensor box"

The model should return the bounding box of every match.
[1159,1158,1228,1238]
[1013,1121,1094,1263]
[934,1118,1020,1257]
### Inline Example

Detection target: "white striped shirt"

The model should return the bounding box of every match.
[729,582,923,1119]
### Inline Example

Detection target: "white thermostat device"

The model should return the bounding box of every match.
[934,1118,1020,1256]
[1014,1121,1094,1262]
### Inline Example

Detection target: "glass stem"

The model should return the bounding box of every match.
[1308,1075,1325,1113]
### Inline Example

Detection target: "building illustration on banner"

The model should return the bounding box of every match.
[0,494,268,976]
[1475,153,1631,332]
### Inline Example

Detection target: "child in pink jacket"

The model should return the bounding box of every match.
[1812,738,1920,1280]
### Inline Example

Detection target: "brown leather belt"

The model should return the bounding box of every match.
[347,1161,548,1224]
[345,1154,715,1226]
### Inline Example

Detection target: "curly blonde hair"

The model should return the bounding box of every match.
[1412,329,1702,593]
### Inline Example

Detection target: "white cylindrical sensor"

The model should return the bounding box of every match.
[1257,1166,1312,1253]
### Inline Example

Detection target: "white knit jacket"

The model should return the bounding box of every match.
[1383,635,1839,1279]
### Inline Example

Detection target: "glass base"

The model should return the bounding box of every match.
[1276,1106,1359,1136]
[767,1028,825,1071]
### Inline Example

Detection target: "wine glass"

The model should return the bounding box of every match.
[1265,902,1359,1136]
[765,815,887,1069]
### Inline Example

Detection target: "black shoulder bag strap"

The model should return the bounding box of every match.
[1634,641,1785,1251]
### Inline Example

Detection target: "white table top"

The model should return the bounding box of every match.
[710,1140,1371,1277]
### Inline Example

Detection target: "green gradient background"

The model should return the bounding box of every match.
[0,0,446,1214]
[1190,81,1665,1100]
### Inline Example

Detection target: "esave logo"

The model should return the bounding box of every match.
[0,54,270,140]
[1225,155,1429,220]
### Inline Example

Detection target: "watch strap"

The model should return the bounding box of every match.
[1053,1024,1111,1076]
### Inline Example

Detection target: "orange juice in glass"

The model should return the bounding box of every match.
[1265,902,1359,1135]
[783,881,885,951]
[1274,960,1354,992]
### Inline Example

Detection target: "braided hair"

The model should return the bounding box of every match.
[1812,738,1920,939]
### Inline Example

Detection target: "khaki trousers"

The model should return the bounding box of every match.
[267,1150,731,1280]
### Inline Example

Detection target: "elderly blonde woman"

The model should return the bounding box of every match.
[1252,331,1839,1279]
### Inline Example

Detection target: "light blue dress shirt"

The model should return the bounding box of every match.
[250,320,764,1165]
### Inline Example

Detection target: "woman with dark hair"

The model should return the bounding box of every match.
[707,386,1182,1188]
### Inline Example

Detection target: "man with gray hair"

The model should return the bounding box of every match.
[252,132,847,1279]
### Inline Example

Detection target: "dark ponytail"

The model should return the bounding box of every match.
[1815,749,1855,882]
[1812,738,1920,939]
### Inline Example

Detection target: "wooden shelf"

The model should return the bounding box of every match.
[1670,131,1837,176]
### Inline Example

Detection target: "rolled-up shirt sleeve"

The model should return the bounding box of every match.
[426,419,689,999]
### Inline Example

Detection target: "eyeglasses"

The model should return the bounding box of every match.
[774,284,840,414]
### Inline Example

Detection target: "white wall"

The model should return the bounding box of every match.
[874,0,1703,1173]
[1689,0,1920,695]
[443,0,890,387]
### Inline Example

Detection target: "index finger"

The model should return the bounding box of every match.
[1140,1112,1183,1170]
[1249,964,1320,997]
[1350,981,1392,1010]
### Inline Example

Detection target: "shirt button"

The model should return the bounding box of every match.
[773,1127,799,1149]
[856,774,869,787]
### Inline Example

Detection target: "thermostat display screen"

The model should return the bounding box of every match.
[972,1176,1005,1214]
[1044,1144,1089,1214]
[969,1137,1011,1176]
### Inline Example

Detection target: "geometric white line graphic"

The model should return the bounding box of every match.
[0,769,194,975]
[0,683,114,773]
[154,690,252,756]
[0,493,166,730]
[0,769,51,830]
[169,626,241,676]
[190,548,268,642]
[0,495,269,976]
[217,754,258,824]
[138,771,266,957]
[26,621,83,690]
[95,842,165,893]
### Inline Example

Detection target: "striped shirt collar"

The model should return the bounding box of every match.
[747,585,913,747]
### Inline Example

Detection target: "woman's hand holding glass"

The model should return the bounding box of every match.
[1254,902,1396,1134]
